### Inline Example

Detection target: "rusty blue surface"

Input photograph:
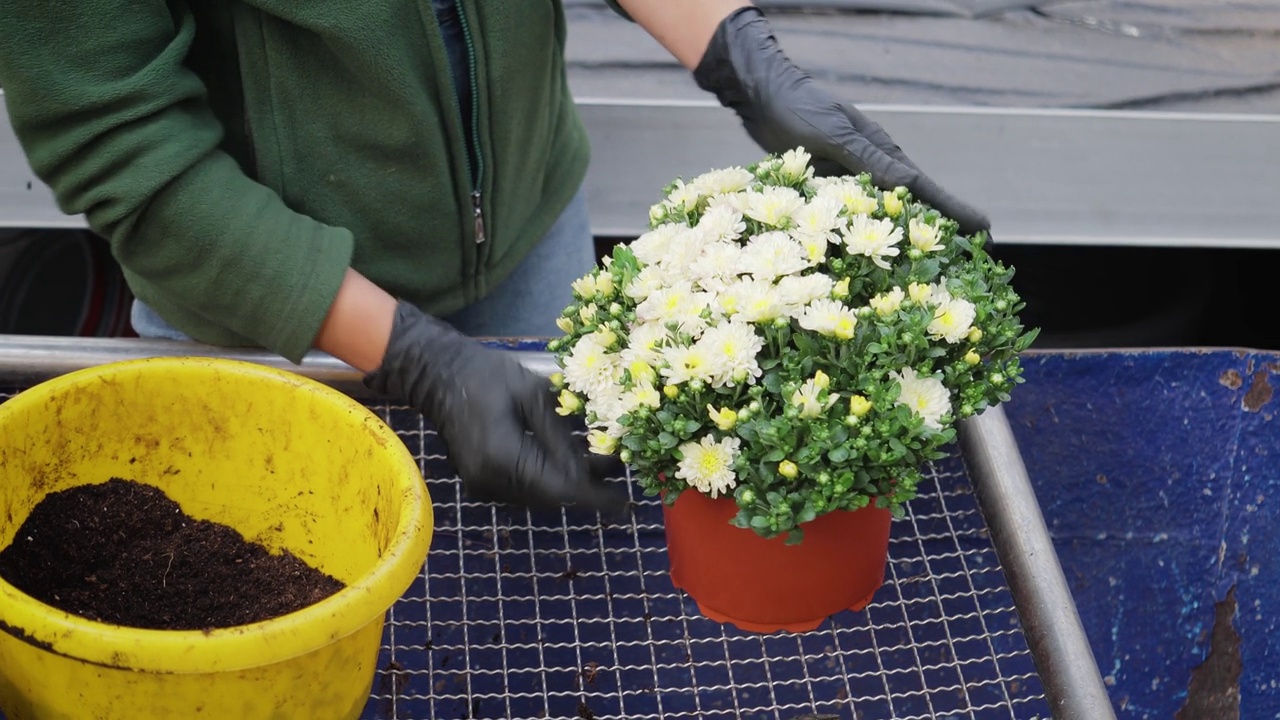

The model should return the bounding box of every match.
[1002,349,1278,719]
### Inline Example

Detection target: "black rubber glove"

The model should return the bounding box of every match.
[363,300,627,515]
[693,7,991,236]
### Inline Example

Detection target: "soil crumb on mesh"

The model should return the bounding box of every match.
[0,478,345,630]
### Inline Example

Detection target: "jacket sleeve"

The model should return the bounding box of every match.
[0,0,353,364]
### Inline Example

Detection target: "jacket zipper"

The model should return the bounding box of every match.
[454,3,486,246]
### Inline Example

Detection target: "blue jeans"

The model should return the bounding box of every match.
[130,184,596,343]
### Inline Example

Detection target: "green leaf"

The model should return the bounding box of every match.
[763,448,786,463]
[750,515,771,529]
[828,446,850,463]
[762,372,783,394]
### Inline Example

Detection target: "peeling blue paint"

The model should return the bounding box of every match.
[1003,349,1278,719]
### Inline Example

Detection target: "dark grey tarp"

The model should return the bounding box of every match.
[563,0,1280,112]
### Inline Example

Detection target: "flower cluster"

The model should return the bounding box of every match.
[549,148,1037,543]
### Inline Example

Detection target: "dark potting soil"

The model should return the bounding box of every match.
[0,478,345,631]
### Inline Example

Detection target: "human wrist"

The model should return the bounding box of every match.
[314,268,398,373]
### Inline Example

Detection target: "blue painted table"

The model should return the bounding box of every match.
[1002,349,1278,719]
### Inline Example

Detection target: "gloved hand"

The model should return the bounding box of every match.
[363,300,627,515]
[692,6,990,236]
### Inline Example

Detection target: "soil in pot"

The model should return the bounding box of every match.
[0,477,345,630]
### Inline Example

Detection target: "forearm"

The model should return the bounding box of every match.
[315,269,397,373]
[612,0,751,70]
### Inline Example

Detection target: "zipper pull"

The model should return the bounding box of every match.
[472,190,486,244]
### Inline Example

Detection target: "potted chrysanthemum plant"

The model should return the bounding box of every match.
[547,147,1037,634]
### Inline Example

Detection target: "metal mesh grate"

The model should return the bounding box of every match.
[361,403,1051,720]
[0,387,1051,720]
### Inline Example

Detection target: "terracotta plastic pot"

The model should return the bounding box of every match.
[662,488,892,633]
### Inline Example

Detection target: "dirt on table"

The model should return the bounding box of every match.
[0,477,345,631]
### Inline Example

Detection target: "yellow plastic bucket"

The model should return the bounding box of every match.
[0,357,433,719]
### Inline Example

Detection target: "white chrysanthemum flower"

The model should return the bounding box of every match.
[571,273,598,299]
[658,226,710,278]
[929,279,954,306]
[795,232,829,265]
[797,298,859,340]
[624,264,669,302]
[907,281,934,305]
[664,178,702,213]
[779,147,815,184]
[635,280,713,336]
[743,186,806,228]
[721,277,787,322]
[776,274,835,310]
[563,333,622,400]
[695,319,763,387]
[818,179,879,216]
[697,203,748,243]
[689,240,744,294]
[691,166,756,197]
[739,231,809,281]
[660,341,724,386]
[842,216,903,270]
[630,224,684,266]
[869,287,905,317]
[625,380,662,413]
[892,367,950,432]
[928,296,977,343]
[705,191,752,216]
[620,321,670,367]
[791,371,840,419]
[791,196,845,245]
[675,434,741,499]
[909,218,944,253]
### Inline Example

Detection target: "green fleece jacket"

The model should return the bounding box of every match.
[0,1,590,362]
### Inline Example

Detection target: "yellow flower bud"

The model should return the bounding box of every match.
[571,274,597,299]
[812,370,830,390]
[907,282,932,304]
[848,394,873,417]
[596,328,618,348]
[778,460,799,479]
[579,303,597,324]
[555,316,575,334]
[967,327,983,343]
[964,350,982,366]
[883,192,904,217]
[629,360,657,385]
[663,384,679,399]
[596,271,615,297]
[549,372,565,389]
[587,430,618,455]
[707,405,738,431]
[555,389,582,416]
[832,277,851,299]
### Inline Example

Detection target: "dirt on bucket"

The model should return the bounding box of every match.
[0,478,345,631]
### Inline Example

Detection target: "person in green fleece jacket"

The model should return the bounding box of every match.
[0,1,989,515]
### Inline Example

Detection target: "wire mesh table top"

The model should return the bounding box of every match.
[0,387,1051,720]
[359,403,1051,720]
